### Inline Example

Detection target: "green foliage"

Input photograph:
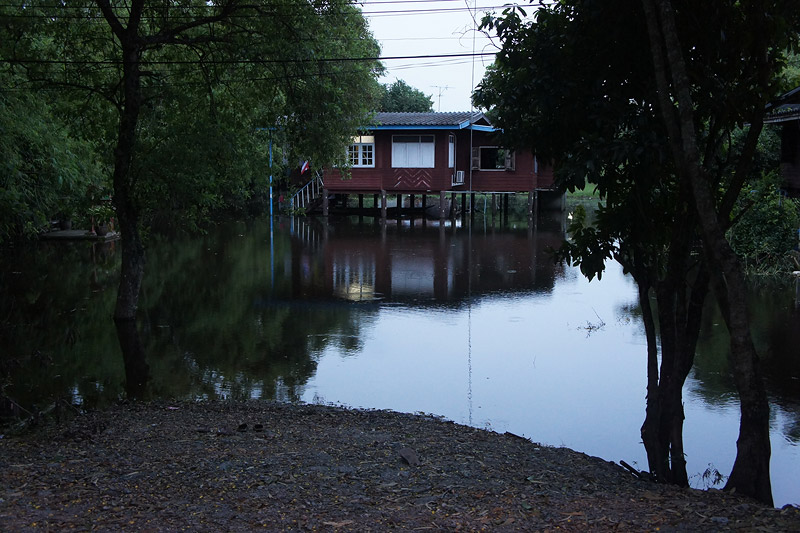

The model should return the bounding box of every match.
[1,0,383,233]
[475,1,799,282]
[728,175,800,275]
[0,83,106,242]
[87,204,116,225]
[379,80,434,112]
[779,51,800,92]
[559,205,616,281]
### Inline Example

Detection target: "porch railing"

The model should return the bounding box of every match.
[290,171,324,212]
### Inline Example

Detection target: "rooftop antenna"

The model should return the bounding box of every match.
[431,85,452,111]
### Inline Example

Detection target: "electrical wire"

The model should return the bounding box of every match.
[0,51,494,66]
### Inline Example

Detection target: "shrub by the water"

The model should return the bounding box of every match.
[728,174,800,275]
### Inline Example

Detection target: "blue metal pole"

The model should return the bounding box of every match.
[269,131,275,288]
[269,135,274,218]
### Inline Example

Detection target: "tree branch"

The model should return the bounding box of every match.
[142,1,244,47]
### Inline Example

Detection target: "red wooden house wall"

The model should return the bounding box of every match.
[324,115,554,195]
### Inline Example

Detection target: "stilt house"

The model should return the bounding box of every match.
[320,112,558,215]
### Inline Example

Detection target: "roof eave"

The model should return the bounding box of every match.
[371,124,468,130]
[368,124,498,132]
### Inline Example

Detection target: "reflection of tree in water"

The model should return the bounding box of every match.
[137,220,370,402]
[680,283,800,444]
[613,274,800,446]
[0,241,122,422]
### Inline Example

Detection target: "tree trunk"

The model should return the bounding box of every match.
[637,276,667,481]
[642,0,773,505]
[636,263,699,486]
[116,318,149,399]
[111,38,145,322]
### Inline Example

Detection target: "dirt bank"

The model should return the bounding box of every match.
[1,401,798,531]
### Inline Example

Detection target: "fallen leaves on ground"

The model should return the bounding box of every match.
[1,401,798,531]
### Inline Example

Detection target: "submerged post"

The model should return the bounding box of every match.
[795,271,800,309]
[527,191,534,218]
[470,193,476,220]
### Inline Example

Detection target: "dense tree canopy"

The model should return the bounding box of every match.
[0,82,106,241]
[475,0,800,505]
[1,0,383,237]
[379,79,433,112]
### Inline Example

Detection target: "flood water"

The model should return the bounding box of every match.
[1,204,798,506]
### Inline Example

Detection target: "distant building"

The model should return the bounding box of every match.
[322,112,559,215]
[765,86,800,196]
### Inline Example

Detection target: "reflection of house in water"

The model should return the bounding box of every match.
[288,217,566,305]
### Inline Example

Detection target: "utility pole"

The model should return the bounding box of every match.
[431,85,452,111]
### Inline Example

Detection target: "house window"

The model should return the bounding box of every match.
[781,123,799,164]
[471,146,515,171]
[392,135,435,168]
[448,134,455,168]
[348,135,374,167]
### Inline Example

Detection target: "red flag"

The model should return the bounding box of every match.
[300,161,310,174]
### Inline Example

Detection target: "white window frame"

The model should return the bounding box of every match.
[348,135,375,168]
[392,134,435,168]
[448,134,455,169]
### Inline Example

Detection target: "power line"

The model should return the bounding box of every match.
[0,0,465,6]
[0,51,494,66]
[0,3,508,19]
[0,0,482,9]
[378,35,492,41]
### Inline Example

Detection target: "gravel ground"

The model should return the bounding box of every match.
[1,400,798,531]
